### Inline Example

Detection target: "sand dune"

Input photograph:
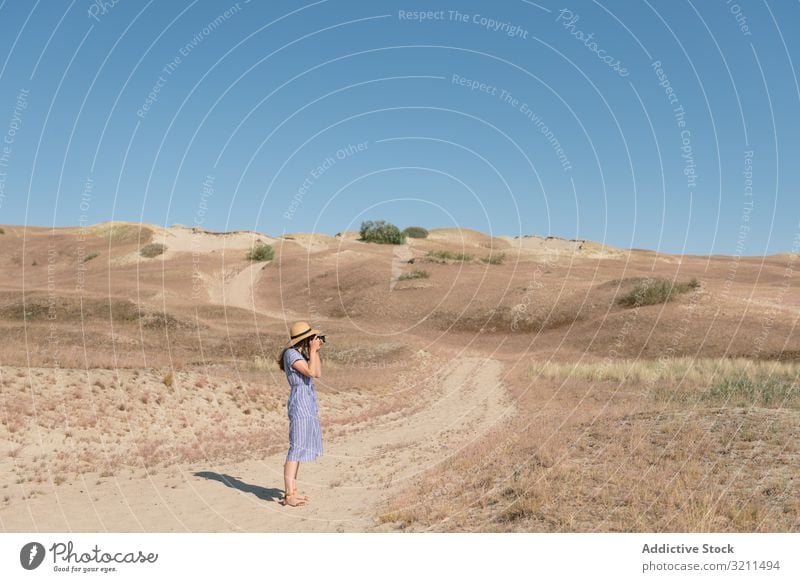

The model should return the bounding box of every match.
[497,234,627,259]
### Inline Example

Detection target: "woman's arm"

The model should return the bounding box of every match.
[290,338,323,378]
[308,337,322,377]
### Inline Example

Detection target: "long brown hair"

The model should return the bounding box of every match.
[277,337,310,372]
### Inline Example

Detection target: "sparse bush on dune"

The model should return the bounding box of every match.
[480,252,505,265]
[359,220,406,244]
[402,226,428,239]
[82,252,99,263]
[398,270,429,281]
[0,227,5,234]
[246,242,274,261]
[616,277,699,307]
[140,243,166,258]
[426,250,473,263]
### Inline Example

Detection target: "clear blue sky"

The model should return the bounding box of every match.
[0,0,798,255]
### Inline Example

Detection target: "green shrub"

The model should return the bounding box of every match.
[703,377,799,408]
[402,226,428,239]
[140,243,167,258]
[480,252,505,265]
[398,270,429,281]
[426,250,473,263]
[82,252,99,263]
[616,278,698,308]
[359,220,406,244]
[247,242,274,261]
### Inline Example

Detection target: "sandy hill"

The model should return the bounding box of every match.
[0,220,796,367]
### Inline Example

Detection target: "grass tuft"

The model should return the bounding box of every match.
[426,250,473,263]
[480,252,505,265]
[703,376,799,407]
[398,270,430,281]
[617,277,699,307]
[140,243,166,258]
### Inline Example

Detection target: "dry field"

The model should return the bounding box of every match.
[0,222,797,531]
[377,357,800,531]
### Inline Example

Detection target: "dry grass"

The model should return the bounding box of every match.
[0,367,287,485]
[527,357,800,386]
[435,303,582,334]
[378,357,800,532]
[90,223,154,244]
[425,250,473,263]
[480,252,505,265]
[250,355,279,372]
[398,270,429,281]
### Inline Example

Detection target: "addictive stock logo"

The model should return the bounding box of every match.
[20,542,46,570]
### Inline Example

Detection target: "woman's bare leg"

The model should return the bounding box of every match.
[283,460,309,505]
[293,462,310,500]
[284,460,299,496]
[283,459,306,505]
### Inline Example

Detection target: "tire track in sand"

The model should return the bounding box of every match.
[180,354,515,532]
[208,261,329,322]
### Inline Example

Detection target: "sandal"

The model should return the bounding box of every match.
[282,493,308,507]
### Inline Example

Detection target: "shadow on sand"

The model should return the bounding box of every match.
[194,471,283,502]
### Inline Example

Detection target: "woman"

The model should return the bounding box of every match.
[277,321,324,507]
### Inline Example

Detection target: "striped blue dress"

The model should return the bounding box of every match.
[284,348,323,462]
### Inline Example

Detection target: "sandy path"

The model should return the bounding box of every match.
[0,355,514,532]
[223,262,266,312]
[207,261,325,322]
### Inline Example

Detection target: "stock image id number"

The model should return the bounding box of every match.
[730,561,781,571]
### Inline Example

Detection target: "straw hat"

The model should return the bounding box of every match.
[286,321,323,347]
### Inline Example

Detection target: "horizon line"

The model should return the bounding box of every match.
[0,220,793,259]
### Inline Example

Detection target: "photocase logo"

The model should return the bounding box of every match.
[19,542,46,570]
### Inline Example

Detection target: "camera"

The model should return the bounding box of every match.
[314,334,326,343]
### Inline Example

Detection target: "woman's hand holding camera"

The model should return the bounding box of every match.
[310,336,324,352]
